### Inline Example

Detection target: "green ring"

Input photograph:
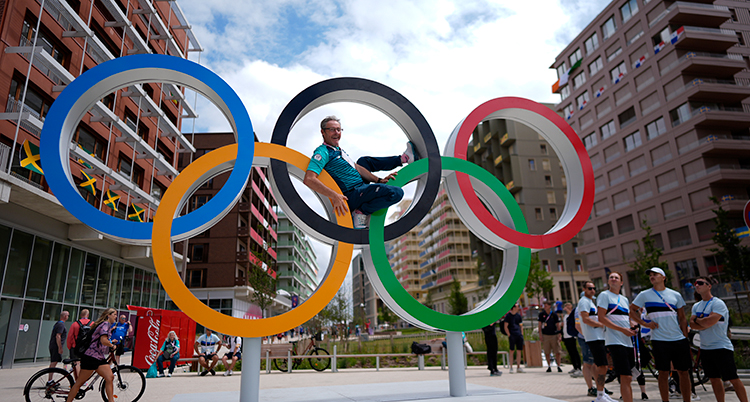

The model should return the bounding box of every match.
[368,157,531,331]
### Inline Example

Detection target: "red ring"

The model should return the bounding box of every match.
[451,97,594,249]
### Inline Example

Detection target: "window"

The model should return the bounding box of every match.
[668,226,692,248]
[569,48,583,67]
[613,190,630,209]
[151,181,166,200]
[738,32,745,46]
[529,159,536,171]
[604,144,621,163]
[598,222,614,240]
[610,62,627,83]
[573,73,587,89]
[651,143,672,167]
[542,260,551,272]
[187,269,206,288]
[656,169,679,193]
[600,120,616,140]
[595,199,610,216]
[550,208,558,220]
[547,191,556,204]
[542,159,551,171]
[540,144,548,155]
[730,9,738,22]
[189,244,206,262]
[628,155,647,177]
[576,91,590,109]
[585,32,599,55]
[535,208,543,220]
[662,197,686,220]
[618,106,637,128]
[617,215,635,234]
[575,260,583,272]
[124,109,149,142]
[607,47,623,63]
[573,242,580,254]
[21,19,68,67]
[633,181,652,202]
[584,133,598,150]
[564,104,575,118]
[557,261,565,272]
[589,57,604,76]
[74,125,106,161]
[620,0,639,23]
[118,154,133,179]
[602,16,617,40]
[623,131,642,152]
[190,195,212,211]
[608,166,625,186]
[561,85,571,100]
[557,63,568,79]
[545,175,553,187]
[9,76,52,120]
[669,103,691,127]
[646,117,666,140]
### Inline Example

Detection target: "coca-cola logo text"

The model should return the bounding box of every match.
[143,316,161,366]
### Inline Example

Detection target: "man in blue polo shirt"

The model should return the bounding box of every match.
[630,267,691,402]
[303,116,419,229]
[690,276,748,402]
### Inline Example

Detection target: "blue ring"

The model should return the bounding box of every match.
[40,54,254,243]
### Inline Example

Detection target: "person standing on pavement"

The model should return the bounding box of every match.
[482,320,501,376]
[504,303,525,373]
[538,300,563,373]
[66,309,90,380]
[630,267,692,402]
[562,302,582,377]
[575,293,597,395]
[110,315,132,364]
[597,272,636,402]
[690,276,748,402]
[578,281,615,402]
[48,311,69,383]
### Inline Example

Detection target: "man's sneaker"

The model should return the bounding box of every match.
[724,381,735,391]
[517,367,525,373]
[490,370,502,376]
[595,395,611,402]
[166,373,172,377]
[210,369,216,376]
[557,366,563,373]
[157,373,164,378]
[570,368,583,377]
[223,371,229,376]
[569,367,576,373]
[546,366,552,372]
[352,210,369,229]
[401,141,420,164]
[228,370,233,376]
[509,367,514,374]
[603,394,618,402]
[669,392,681,399]
[588,388,598,397]
[199,370,208,376]
[641,392,648,400]
[691,393,700,401]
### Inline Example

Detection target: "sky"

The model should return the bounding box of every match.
[174,0,611,282]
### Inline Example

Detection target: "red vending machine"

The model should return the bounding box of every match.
[128,305,196,370]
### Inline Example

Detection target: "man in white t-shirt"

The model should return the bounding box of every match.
[690,276,748,402]
[194,329,222,376]
[577,280,615,402]
[222,336,242,376]
[597,272,636,402]
[630,267,690,402]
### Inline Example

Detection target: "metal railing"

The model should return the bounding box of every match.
[5,97,43,137]
[661,51,743,76]
[43,0,76,31]
[649,2,729,28]
[0,143,10,172]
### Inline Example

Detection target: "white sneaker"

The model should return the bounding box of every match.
[402,141,419,164]
[352,210,369,229]
[228,370,233,376]
[570,368,583,378]
[166,373,171,377]
[517,367,525,373]
[603,394,618,402]
[223,371,229,376]
[691,393,701,401]
[594,395,610,402]
[509,367,514,374]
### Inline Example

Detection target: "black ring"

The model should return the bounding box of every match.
[269,77,441,244]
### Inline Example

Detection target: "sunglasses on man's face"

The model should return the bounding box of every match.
[586,287,596,290]
[694,280,708,286]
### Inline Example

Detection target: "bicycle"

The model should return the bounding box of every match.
[23,351,145,402]
[273,334,330,372]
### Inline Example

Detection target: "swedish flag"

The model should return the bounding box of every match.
[79,171,96,196]
[104,189,120,211]
[20,140,43,174]
[128,203,145,222]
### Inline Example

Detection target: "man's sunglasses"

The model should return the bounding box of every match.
[586,287,596,290]
[694,280,708,286]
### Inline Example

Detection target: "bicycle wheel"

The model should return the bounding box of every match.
[101,365,145,402]
[24,367,74,402]
[308,347,330,372]
[274,357,289,372]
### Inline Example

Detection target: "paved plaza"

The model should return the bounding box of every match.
[3,358,750,402]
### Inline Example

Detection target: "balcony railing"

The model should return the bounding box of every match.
[649,2,729,28]
[44,0,76,31]
[666,78,741,101]
[0,143,10,172]
[5,97,43,137]
[660,51,743,76]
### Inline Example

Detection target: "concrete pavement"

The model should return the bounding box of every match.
[4,360,750,402]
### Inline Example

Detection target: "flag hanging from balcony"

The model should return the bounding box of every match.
[128,203,145,222]
[670,26,685,44]
[595,87,605,97]
[635,55,646,68]
[104,189,120,211]
[20,139,43,174]
[654,41,665,54]
[79,171,96,195]
[614,72,625,84]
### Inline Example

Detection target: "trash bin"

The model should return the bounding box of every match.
[524,340,542,367]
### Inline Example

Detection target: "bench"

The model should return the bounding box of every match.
[261,343,295,373]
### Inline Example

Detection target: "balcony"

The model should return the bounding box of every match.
[499,132,514,147]
[666,2,731,28]
[674,26,738,53]
[238,202,250,213]
[662,52,745,78]
[1,97,44,137]
[238,226,249,237]
[695,134,750,157]
[236,251,248,263]
[691,107,750,130]
[666,78,750,103]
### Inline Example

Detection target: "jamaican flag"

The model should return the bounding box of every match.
[104,189,120,211]
[20,139,43,174]
[128,203,145,222]
[79,171,96,196]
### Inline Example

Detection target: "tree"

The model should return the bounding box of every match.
[526,252,553,306]
[448,279,469,315]
[247,250,277,318]
[629,219,671,290]
[709,197,750,284]
[378,305,396,328]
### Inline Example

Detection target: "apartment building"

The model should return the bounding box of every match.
[0,0,201,367]
[276,209,320,302]
[551,0,750,295]
[466,110,590,306]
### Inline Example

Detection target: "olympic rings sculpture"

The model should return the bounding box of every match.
[40,54,594,336]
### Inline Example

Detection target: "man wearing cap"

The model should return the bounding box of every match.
[630,267,691,402]
[304,116,419,229]
[578,280,614,402]
[690,276,748,402]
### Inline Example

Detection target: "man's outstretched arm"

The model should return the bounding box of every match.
[354,164,396,184]
[303,170,349,217]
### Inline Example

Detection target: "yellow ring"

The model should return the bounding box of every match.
[152,142,353,336]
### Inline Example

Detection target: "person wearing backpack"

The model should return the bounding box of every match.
[66,309,91,380]
[66,308,118,402]
[503,303,525,373]
[222,335,242,376]
[156,331,181,377]
[562,302,582,378]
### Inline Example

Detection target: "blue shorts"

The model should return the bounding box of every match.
[508,334,524,350]
[578,337,594,364]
